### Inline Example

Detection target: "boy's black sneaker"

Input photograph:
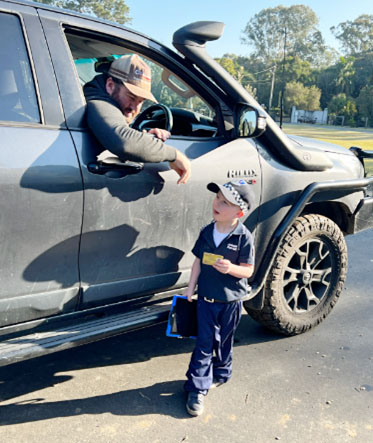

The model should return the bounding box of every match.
[186,392,204,416]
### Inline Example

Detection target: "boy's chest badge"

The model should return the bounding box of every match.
[227,243,238,251]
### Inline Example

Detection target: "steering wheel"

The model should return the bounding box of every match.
[131,104,173,133]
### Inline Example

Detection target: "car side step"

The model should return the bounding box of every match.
[0,304,170,367]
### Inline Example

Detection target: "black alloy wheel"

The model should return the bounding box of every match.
[245,214,348,335]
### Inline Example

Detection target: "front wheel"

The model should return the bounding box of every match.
[245,214,348,335]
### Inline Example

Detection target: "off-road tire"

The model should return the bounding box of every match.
[244,214,348,336]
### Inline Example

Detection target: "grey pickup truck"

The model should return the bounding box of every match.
[1,0,373,366]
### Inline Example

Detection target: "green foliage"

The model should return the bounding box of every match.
[215,56,255,84]
[241,5,326,66]
[237,5,373,125]
[328,93,357,125]
[216,54,317,109]
[352,52,373,96]
[336,56,356,96]
[356,86,373,126]
[316,65,339,109]
[284,82,321,112]
[328,93,348,115]
[35,0,131,24]
[215,57,237,77]
[215,55,257,99]
[345,100,358,126]
[244,84,257,100]
[281,56,315,86]
[316,52,373,122]
[331,14,373,55]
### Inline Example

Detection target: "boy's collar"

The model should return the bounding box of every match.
[230,220,246,235]
[205,220,246,237]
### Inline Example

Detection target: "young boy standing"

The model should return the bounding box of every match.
[184,180,255,417]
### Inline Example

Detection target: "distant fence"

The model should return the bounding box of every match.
[291,106,328,125]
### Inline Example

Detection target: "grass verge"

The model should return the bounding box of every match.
[283,123,373,150]
[282,123,373,176]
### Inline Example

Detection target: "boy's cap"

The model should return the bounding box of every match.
[108,54,157,102]
[207,180,255,213]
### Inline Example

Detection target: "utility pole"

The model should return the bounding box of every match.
[268,65,276,115]
[279,26,287,129]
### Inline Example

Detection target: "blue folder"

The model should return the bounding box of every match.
[166,295,197,339]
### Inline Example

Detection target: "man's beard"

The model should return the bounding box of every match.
[121,104,137,124]
[124,111,136,124]
[111,85,138,124]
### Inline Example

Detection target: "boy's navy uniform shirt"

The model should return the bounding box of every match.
[192,221,255,302]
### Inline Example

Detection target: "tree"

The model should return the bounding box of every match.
[216,53,317,111]
[215,57,237,77]
[317,51,373,110]
[356,86,373,126]
[331,15,373,55]
[284,82,321,113]
[35,0,131,24]
[328,93,357,126]
[336,56,356,96]
[351,52,373,97]
[329,93,348,115]
[241,5,326,65]
[281,56,315,86]
[215,55,257,98]
[317,64,340,109]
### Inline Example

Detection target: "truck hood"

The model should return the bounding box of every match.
[287,135,355,156]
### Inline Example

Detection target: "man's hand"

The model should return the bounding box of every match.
[144,128,171,142]
[169,150,191,184]
[143,129,190,183]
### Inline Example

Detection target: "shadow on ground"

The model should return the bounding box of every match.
[0,314,283,425]
[0,379,190,424]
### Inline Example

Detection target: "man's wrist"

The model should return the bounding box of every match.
[169,148,178,162]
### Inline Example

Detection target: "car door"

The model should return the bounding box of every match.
[0,3,83,327]
[38,10,261,308]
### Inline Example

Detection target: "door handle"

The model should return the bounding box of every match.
[88,157,144,178]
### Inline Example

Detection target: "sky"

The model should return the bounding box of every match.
[125,0,373,58]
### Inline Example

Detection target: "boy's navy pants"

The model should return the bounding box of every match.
[185,297,242,395]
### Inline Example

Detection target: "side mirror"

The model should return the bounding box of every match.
[235,104,267,138]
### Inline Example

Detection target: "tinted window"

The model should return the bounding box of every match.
[0,13,40,123]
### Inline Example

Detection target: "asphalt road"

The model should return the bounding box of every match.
[0,229,372,443]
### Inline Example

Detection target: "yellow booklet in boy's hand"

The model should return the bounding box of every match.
[202,252,223,265]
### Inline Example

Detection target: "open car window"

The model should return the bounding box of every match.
[65,30,218,138]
